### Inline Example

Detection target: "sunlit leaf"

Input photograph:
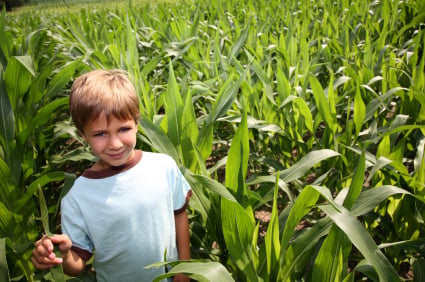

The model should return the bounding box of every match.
[279,149,340,183]
[226,111,249,201]
[319,204,400,281]
[150,261,235,282]
[221,199,259,281]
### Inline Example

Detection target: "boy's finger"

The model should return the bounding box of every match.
[40,236,54,252]
[50,234,72,251]
[31,256,62,269]
[32,246,63,263]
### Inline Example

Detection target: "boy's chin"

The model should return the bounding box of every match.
[101,150,135,167]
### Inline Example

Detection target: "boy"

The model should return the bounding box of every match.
[32,69,192,282]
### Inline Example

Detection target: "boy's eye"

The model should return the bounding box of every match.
[120,127,131,132]
[94,132,106,137]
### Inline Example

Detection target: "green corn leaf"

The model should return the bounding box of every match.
[38,186,51,237]
[180,89,198,171]
[376,135,391,159]
[230,16,251,60]
[43,59,81,101]
[0,201,12,238]
[0,238,10,282]
[319,204,400,281]
[165,62,183,148]
[221,198,259,282]
[276,67,291,101]
[124,14,137,70]
[226,111,249,202]
[378,238,425,257]
[278,186,321,281]
[138,77,155,119]
[312,225,348,282]
[196,122,213,164]
[3,56,33,109]
[343,151,365,209]
[0,160,15,212]
[218,115,282,133]
[213,27,226,72]
[13,56,35,76]
[0,7,10,66]
[280,218,333,280]
[263,174,280,282]
[27,64,52,106]
[141,55,161,78]
[414,137,425,185]
[106,44,121,68]
[207,79,233,123]
[0,68,14,159]
[280,186,321,253]
[38,186,66,282]
[351,185,412,216]
[65,15,90,52]
[150,261,235,282]
[342,260,379,282]
[293,98,313,133]
[185,173,237,203]
[139,117,180,164]
[14,171,65,213]
[279,149,340,183]
[380,124,425,141]
[17,97,69,146]
[310,75,337,135]
[327,75,337,117]
[188,4,200,38]
[198,68,247,160]
[333,76,352,90]
[190,139,208,176]
[366,156,393,183]
[364,87,407,122]
[246,174,293,202]
[184,183,210,231]
[208,68,248,124]
[353,86,366,137]
[250,56,275,105]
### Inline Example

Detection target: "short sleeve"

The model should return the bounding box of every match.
[61,193,94,253]
[169,159,192,214]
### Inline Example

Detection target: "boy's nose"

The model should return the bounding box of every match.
[109,135,123,148]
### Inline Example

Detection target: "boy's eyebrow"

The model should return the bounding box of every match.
[85,128,107,134]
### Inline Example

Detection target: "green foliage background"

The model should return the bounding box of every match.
[0,0,424,281]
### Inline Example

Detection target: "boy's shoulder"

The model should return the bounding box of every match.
[142,151,176,166]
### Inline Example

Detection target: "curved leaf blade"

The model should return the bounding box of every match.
[319,204,400,281]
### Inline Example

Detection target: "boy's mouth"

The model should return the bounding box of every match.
[107,151,125,159]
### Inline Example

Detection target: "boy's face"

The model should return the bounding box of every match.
[81,112,138,168]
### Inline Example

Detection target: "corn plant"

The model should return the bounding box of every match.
[1,0,425,281]
[0,7,84,280]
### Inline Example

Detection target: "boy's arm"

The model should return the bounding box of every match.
[174,210,190,260]
[174,210,191,282]
[61,248,87,276]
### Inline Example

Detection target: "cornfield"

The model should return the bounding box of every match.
[1,0,424,281]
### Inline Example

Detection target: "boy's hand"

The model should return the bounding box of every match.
[31,234,72,269]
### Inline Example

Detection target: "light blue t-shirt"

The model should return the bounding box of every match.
[61,151,191,282]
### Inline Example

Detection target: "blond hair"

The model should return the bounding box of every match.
[69,69,140,133]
